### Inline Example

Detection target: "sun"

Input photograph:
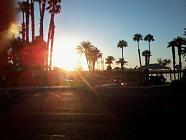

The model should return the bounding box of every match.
[52,36,88,71]
[53,42,77,71]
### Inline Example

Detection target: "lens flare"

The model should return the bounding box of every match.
[6,22,20,38]
[0,22,19,52]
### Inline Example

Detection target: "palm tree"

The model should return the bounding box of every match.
[163,59,171,67]
[116,58,128,70]
[174,37,186,78]
[167,40,177,79]
[105,56,115,66]
[89,47,102,71]
[17,1,26,42]
[34,0,46,40]
[142,50,151,65]
[184,28,186,36]
[76,41,93,71]
[133,33,143,67]
[46,0,61,70]
[144,34,154,64]
[25,0,31,43]
[117,40,128,73]
[157,58,163,65]
[182,47,186,63]
[105,56,115,70]
[157,58,171,67]
[30,0,35,42]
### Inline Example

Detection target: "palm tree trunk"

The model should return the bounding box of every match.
[49,15,55,71]
[178,46,182,79]
[49,30,54,70]
[22,12,25,42]
[145,56,148,65]
[179,55,182,79]
[172,46,176,80]
[40,0,46,40]
[138,42,142,67]
[31,0,35,42]
[25,1,29,43]
[121,47,124,73]
[46,17,52,71]
[148,41,150,64]
[85,53,91,71]
[40,18,44,40]
[93,61,96,72]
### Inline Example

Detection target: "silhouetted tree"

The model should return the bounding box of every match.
[174,37,186,78]
[105,56,115,71]
[167,40,177,79]
[144,34,154,64]
[133,33,143,67]
[76,41,93,71]
[89,47,102,71]
[182,47,186,61]
[116,58,128,70]
[142,50,151,65]
[117,40,128,73]
[34,0,46,40]
[25,0,30,43]
[157,58,171,67]
[30,0,35,42]
[47,0,61,70]
[106,66,112,71]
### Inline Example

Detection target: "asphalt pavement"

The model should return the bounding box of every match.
[0,87,185,140]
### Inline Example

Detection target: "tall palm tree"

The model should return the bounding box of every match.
[76,41,93,71]
[46,0,61,70]
[34,0,46,40]
[174,36,186,78]
[167,40,177,79]
[142,50,151,65]
[117,40,128,73]
[25,0,31,43]
[30,0,35,42]
[144,34,154,64]
[17,1,26,42]
[133,33,143,67]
